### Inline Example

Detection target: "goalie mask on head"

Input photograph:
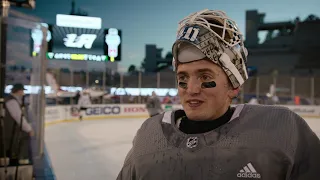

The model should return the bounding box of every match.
[172,9,249,89]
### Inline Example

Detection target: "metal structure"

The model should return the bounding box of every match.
[0,1,55,179]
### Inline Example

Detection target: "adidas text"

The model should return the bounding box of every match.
[237,172,261,179]
[238,163,261,179]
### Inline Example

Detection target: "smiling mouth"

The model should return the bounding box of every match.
[186,100,204,107]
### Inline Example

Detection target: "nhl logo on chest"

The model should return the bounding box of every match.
[186,137,198,148]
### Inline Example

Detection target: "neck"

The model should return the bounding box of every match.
[212,102,231,120]
[178,105,235,134]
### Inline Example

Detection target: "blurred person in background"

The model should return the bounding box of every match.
[117,9,320,180]
[162,94,172,104]
[145,91,163,117]
[248,97,259,104]
[77,90,92,121]
[129,95,135,104]
[73,90,81,104]
[3,83,33,165]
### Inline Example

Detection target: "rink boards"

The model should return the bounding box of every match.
[44,104,320,126]
[45,104,177,125]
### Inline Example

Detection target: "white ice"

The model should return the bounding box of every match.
[304,118,320,136]
[45,117,320,180]
[45,118,146,180]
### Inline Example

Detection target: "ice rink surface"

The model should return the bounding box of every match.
[45,118,145,180]
[45,117,320,180]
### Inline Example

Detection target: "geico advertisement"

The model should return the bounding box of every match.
[70,105,121,116]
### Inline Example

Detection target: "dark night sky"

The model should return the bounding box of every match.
[15,0,320,71]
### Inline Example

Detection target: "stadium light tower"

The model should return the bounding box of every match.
[1,0,35,16]
[69,0,88,16]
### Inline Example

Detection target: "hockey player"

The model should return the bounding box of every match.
[77,90,92,121]
[117,9,320,180]
[145,91,163,117]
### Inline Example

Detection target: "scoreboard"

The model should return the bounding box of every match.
[30,14,122,62]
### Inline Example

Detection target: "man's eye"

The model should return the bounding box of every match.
[178,76,187,81]
[201,75,212,81]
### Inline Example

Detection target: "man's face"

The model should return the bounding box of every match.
[176,60,235,121]
[17,90,25,96]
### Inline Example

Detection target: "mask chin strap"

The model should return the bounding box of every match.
[178,81,216,89]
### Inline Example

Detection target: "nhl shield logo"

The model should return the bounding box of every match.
[186,137,198,148]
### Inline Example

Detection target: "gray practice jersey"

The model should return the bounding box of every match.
[117,104,320,180]
[145,96,163,116]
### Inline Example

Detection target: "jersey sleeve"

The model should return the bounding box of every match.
[116,115,165,180]
[116,123,141,180]
[289,113,320,180]
[116,163,136,180]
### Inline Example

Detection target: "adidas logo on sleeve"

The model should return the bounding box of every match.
[237,163,261,179]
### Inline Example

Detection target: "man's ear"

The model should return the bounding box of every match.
[228,87,240,99]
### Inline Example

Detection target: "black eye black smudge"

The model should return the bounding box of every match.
[201,81,216,88]
[179,82,187,89]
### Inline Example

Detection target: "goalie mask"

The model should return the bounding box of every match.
[172,9,249,89]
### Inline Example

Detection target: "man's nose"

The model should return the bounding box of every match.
[186,78,201,95]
